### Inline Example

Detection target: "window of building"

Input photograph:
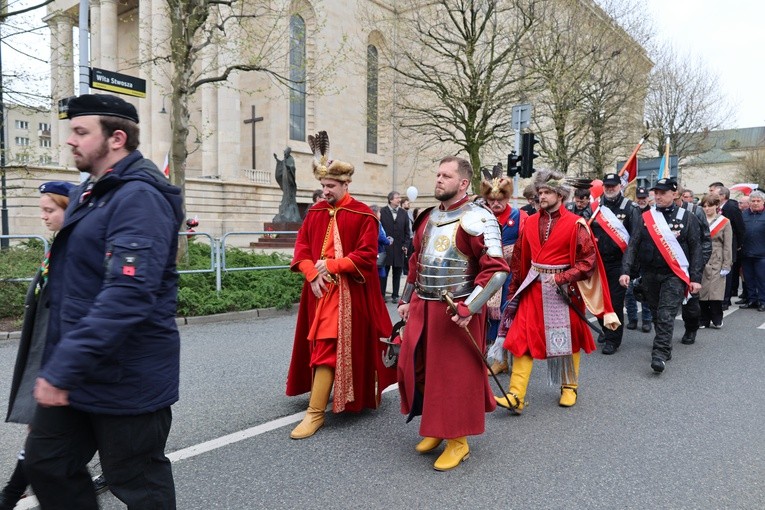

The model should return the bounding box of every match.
[39,155,53,165]
[366,44,379,154]
[16,154,30,164]
[15,137,30,146]
[15,120,29,129]
[289,14,306,141]
[40,138,51,148]
[39,122,51,132]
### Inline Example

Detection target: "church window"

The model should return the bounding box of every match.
[289,14,307,141]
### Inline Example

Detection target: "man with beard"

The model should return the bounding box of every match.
[397,156,509,471]
[480,171,528,375]
[589,173,640,355]
[493,170,618,413]
[620,178,703,373]
[24,94,183,509]
[286,131,396,440]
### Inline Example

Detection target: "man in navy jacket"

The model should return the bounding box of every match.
[24,94,184,509]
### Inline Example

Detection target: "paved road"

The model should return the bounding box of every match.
[1,304,764,509]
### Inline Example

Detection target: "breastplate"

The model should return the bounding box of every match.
[415,205,476,300]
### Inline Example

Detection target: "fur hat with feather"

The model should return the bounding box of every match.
[480,165,513,200]
[308,131,354,182]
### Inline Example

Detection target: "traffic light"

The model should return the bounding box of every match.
[507,151,521,177]
[520,132,539,178]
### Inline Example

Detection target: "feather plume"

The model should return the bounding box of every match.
[481,168,493,181]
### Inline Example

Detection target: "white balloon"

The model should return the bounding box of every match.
[406,186,418,202]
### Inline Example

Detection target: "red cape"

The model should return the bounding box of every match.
[398,201,510,438]
[286,196,396,412]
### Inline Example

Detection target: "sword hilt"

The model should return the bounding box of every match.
[440,290,458,314]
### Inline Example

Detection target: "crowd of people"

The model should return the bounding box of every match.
[3,105,764,508]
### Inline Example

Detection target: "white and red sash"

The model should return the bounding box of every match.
[708,215,729,238]
[591,203,629,252]
[643,208,690,290]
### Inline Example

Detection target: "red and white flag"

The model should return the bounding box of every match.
[163,152,170,179]
[618,136,646,187]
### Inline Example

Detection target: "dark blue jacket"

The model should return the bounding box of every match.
[742,208,765,258]
[40,151,184,415]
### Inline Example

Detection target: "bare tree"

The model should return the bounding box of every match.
[376,0,539,192]
[644,44,733,159]
[737,147,765,187]
[528,0,650,176]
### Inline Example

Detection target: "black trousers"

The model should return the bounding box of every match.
[598,261,626,347]
[382,266,403,298]
[699,300,723,327]
[681,295,701,333]
[25,405,175,510]
[644,273,685,362]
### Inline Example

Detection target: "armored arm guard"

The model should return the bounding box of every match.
[460,207,503,257]
[400,282,415,304]
[463,272,508,315]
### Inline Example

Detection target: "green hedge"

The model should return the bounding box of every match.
[0,239,303,322]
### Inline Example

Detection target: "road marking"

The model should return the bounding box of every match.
[758,322,765,330]
[17,384,401,509]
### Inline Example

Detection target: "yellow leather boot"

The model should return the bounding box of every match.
[415,437,443,453]
[495,354,533,414]
[487,358,509,376]
[433,437,469,471]
[559,351,580,407]
[290,366,334,439]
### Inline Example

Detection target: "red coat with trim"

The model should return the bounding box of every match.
[286,197,395,412]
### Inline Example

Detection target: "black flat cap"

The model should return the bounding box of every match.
[635,186,649,198]
[66,94,139,124]
[603,173,621,185]
[650,178,677,192]
[39,181,75,197]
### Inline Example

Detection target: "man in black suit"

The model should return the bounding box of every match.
[709,183,746,307]
[379,191,412,302]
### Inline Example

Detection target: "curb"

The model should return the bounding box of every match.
[0,306,296,342]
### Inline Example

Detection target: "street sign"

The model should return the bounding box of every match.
[511,103,532,130]
[90,68,147,98]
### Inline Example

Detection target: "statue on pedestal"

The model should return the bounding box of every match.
[273,147,302,223]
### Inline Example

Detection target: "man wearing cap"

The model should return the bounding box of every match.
[589,173,640,355]
[286,131,396,440]
[620,178,703,373]
[674,184,712,345]
[566,187,593,220]
[24,94,184,508]
[494,170,618,413]
[396,156,509,471]
[479,171,528,375]
[624,186,652,332]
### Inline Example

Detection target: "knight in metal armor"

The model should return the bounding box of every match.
[396,156,509,471]
[494,170,619,413]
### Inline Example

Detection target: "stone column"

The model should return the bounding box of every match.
[201,44,219,178]
[138,0,153,156]
[45,12,75,166]
[150,0,172,166]
[90,0,101,67]
[100,0,118,71]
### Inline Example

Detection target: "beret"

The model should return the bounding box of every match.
[39,181,75,197]
[66,94,139,124]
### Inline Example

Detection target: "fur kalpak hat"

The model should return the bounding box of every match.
[533,169,573,201]
[308,131,354,182]
[480,166,513,200]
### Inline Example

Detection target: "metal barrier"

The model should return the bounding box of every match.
[0,235,50,283]
[1,231,298,292]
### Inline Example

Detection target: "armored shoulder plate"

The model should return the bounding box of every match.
[460,205,502,257]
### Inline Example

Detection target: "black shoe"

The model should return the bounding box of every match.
[721,304,729,311]
[735,298,747,304]
[722,300,732,307]
[626,321,638,330]
[641,322,652,333]
[699,322,709,329]
[681,330,696,345]
[651,357,665,373]
[739,302,758,309]
[759,304,765,312]
[390,296,399,304]
[601,343,618,355]
[93,474,109,495]
[0,494,21,510]
[596,332,606,344]
[711,322,723,329]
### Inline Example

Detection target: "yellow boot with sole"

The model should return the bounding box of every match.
[290,366,334,439]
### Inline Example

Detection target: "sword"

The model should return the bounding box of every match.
[555,284,604,336]
[440,291,513,412]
